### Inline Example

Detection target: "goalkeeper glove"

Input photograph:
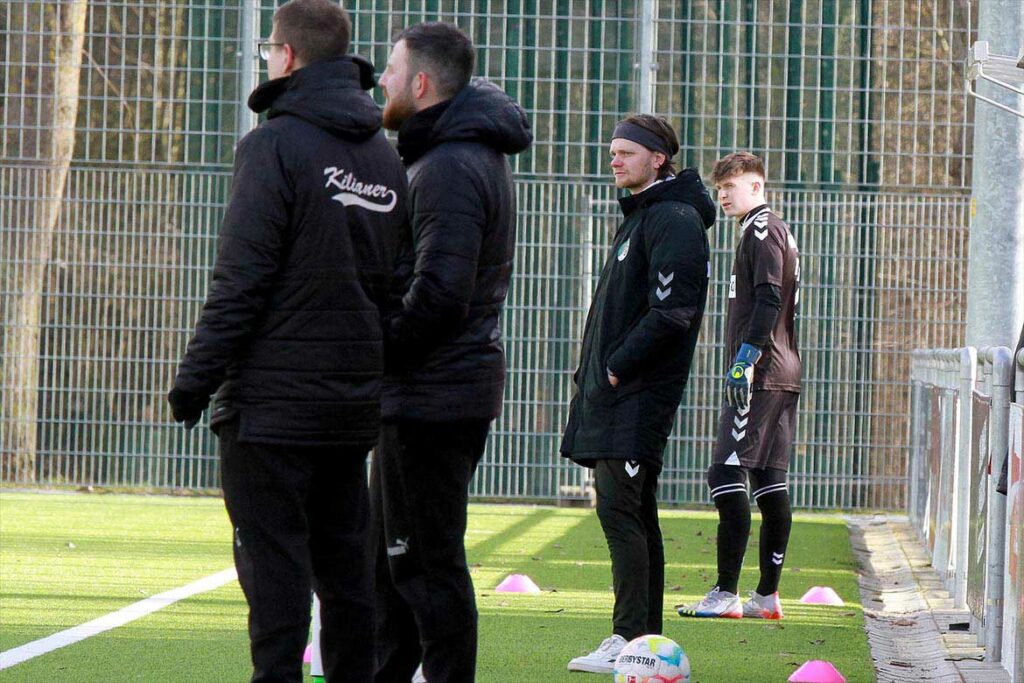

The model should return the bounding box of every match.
[725,343,762,411]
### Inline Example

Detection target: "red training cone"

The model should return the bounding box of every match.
[788,660,846,683]
[799,586,845,606]
[494,574,542,594]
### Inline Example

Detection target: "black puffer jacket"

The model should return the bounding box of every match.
[382,80,532,421]
[173,55,408,446]
[561,172,716,467]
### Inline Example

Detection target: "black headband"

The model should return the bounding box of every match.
[611,121,674,158]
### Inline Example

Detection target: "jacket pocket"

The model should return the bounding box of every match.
[582,365,616,405]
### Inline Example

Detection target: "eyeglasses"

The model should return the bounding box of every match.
[258,42,285,61]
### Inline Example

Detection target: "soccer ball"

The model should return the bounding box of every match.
[613,634,690,683]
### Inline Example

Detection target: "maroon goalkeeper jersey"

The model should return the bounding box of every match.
[725,204,802,393]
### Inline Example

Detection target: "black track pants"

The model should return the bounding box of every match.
[370,419,490,683]
[594,458,664,640]
[218,420,373,683]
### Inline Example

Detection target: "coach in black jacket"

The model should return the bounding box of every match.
[563,115,715,674]
[168,2,407,681]
[372,22,531,683]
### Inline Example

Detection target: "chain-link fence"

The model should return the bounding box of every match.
[1,1,974,508]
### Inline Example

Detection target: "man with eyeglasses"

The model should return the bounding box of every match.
[168,0,407,681]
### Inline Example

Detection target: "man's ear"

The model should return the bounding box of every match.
[276,42,299,76]
[413,71,429,99]
[283,43,297,75]
[653,151,666,171]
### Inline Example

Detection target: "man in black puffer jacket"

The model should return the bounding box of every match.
[167,1,407,681]
[562,115,716,675]
[371,22,532,683]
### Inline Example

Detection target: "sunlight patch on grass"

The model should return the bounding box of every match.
[0,493,875,683]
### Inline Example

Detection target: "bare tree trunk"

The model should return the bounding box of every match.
[1,0,89,480]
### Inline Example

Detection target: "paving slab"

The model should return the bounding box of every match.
[847,515,1010,683]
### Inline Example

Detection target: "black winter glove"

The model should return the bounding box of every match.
[167,387,210,430]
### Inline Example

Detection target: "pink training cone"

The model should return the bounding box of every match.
[303,643,313,664]
[799,586,845,606]
[788,660,847,683]
[494,573,542,594]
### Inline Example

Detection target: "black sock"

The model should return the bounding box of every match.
[754,488,792,595]
[712,491,750,595]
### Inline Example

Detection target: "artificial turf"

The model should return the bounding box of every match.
[0,491,875,682]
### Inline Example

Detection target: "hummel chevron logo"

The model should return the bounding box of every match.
[754,229,769,241]
[656,287,671,300]
[771,552,784,566]
[625,461,640,478]
[387,538,410,557]
[724,453,741,466]
[658,271,674,285]
[731,428,746,442]
[733,416,749,428]
[737,404,751,417]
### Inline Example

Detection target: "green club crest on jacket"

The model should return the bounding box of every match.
[617,238,631,261]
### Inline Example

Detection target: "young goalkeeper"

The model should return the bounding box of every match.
[679,151,802,620]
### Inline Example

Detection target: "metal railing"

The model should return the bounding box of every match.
[1005,347,1024,682]
[909,345,1021,676]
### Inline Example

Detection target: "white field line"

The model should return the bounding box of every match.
[0,567,237,670]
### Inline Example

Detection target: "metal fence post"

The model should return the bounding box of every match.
[935,350,961,585]
[1012,346,1024,676]
[636,0,657,113]
[954,347,977,607]
[908,353,923,527]
[237,0,259,138]
[965,0,1024,351]
[984,346,1013,660]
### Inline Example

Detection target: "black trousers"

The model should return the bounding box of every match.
[218,420,373,683]
[370,418,490,683]
[594,458,664,640]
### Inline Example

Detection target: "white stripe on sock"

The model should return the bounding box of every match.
[752,483,788,500]
[711,484,748,498]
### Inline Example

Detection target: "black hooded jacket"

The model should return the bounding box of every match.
[561,172,717,467]
[173,55,408,446]
[382,80,532,422]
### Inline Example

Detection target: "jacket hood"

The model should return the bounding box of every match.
[618,168,717,229]
[427,79,533,155]
[247,55,382,142]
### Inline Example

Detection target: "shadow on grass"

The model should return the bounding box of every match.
[0,497,874,682]
[470,505,875,683]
